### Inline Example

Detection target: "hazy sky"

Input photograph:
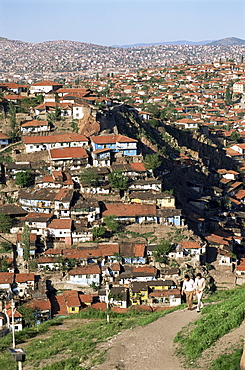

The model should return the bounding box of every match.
[0,0,244,45]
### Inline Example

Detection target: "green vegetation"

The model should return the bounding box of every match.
[0,257,12,272]
[0,241,12,253]
[22,224,30,261]
[15,170,32,187]
[210,345,243,370]
[174,285,245,365]
[144,153,162,173]
[92,225,107,239]
[80,168,99,186]
[108,170,128,190]
[0,306,183,369]
[8,101,18,141]
[153,239,172,264]
[104,214,119,232]
[71,119,79,133]
[18,305,37,327]
[0,214,12,233]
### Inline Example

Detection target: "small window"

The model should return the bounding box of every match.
[71,307,75,311]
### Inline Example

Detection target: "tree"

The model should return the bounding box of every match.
[22,224,30,262]
[225,84,232,105]
[92,226,106,239]
[80,168,99,186]
[0,241,12,253]
[8,102,18,141]
[55,103,61,120]
[104,215,119,232]
[0,214,12,233]
[18,305,36,327]
[230,131,241,142]
[153,239,172,264]
[15,170,32,187]
[108,171,128,190]
[144,153,162,173]
[71,120,79,133]
[146,103,160,118]
[0,257,11,272]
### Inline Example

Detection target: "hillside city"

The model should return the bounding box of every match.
[0,41,245,338]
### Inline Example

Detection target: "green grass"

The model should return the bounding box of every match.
[210,345,243,370]
[0,305,184,369]
[174,285,245,365]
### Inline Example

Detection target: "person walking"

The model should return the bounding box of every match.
[181,274,195,310]
[194,273,205,312]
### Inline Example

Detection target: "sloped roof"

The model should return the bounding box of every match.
[103,203,156,217]
[24,133,88,144]
[50,147,88,160]
[69,264,101,276]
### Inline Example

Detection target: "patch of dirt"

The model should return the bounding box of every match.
[92,309,199,370]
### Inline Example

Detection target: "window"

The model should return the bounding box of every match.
[71,307,75,311]
[93,274,97,278]
[86,274,90,278]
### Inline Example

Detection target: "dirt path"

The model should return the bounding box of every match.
[92,309,199,370]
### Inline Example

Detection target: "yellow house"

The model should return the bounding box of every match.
[130,282,149,305]
[157,195,175,208]
[148,280,177,291]
[129,191,175,208]
[63,290,81,314]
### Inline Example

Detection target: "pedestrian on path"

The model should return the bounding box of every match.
[181,274,195,310]
[194,273,205,312]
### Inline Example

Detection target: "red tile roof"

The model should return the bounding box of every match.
[21,120,48,127]
[0,272,13,284]
[15,273,35,283]
[129,163,146,172]
[103,203,156,217]
[23,133,88,144]
[48,218,72,230]
[91,134,137,144]
[26,298,51,311]
[63,290,81,307]
[133,244,146,257]
[31,80,63,87]
[180,241,202,249]
[0,132,9,140]
[69,265,101,276]
[50,147,88,160]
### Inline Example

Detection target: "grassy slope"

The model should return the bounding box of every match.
[174,284,245,367]
[0,306,183,370]
[1,285,245,369]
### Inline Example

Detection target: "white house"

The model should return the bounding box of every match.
[23,133,88,153]
[68,265,101,286]
[20,120,50,135]
[47,218,72,244]
[30,80,63,94]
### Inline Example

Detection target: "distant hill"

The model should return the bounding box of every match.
[208,37,245,46]
[0,37,9,42]
[112,40,214,48]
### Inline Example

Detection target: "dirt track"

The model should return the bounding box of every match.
[92,309,199,370]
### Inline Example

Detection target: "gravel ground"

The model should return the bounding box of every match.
[92,309,199,370]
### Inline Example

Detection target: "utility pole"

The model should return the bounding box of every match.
[9,299,26,369]
[105,282,110,324]
[11,299,15,349]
